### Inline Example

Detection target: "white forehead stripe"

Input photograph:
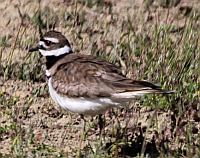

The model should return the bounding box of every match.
[39,41,49,48]
[39,45,72,56]
[44,37,59,43]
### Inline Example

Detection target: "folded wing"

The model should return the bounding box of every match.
[51,54,174,99]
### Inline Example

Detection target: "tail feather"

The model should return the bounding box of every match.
[112,89,175,99]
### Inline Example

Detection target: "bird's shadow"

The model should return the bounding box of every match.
[104,128,160,158]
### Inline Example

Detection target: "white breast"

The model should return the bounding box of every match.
[48,78,127,115]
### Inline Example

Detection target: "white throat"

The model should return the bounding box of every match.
[39,45,72,56]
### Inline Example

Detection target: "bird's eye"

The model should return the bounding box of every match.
[44,40,52,46]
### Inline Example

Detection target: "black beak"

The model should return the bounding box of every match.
[29,45,43,52]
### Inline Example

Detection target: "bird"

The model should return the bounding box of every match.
[29,30,174,151]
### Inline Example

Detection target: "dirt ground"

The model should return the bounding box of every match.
[0,0,199,157]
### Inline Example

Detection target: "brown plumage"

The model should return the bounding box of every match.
[49,52,174,99]
[29,30,175,150]
[29,30,174,115]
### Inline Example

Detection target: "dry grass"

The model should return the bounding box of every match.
[0,0,199,157]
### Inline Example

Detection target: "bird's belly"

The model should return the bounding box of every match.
[48,78,124,115]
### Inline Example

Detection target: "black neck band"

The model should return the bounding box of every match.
[45,51,73,70]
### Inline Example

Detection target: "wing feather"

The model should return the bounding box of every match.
[51,54,173,98]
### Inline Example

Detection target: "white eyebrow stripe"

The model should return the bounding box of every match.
[44,37,59,43]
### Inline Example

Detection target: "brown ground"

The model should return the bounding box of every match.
[0,0,199,157]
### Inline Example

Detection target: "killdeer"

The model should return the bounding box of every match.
[29,30,174,149]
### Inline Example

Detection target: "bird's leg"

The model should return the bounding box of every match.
[98,114,105,143]
[77,114,86,157]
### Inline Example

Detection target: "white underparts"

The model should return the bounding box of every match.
[39,45,72,56]
[47,79,165,115]
[48,78,127,115]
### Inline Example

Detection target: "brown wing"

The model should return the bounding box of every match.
[51,53,168,98]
